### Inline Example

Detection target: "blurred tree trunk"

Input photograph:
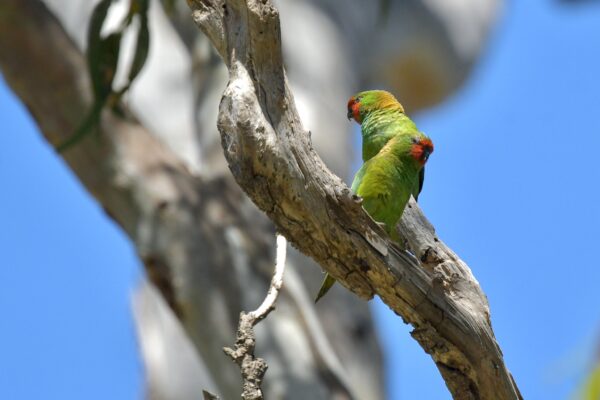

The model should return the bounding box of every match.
[0,0,500,398]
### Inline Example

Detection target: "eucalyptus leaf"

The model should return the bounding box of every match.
[58,0,122,152]
[58,0,152,152]
[127,3,150,85]
[87,0,114,99]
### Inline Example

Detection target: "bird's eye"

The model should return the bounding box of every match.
[411,137,419,144]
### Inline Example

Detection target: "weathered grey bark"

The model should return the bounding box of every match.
[0,1,381,399]
[0,0,505,398]
[37,2,500,399]
[43,6,386,398]
[187,0,521,399]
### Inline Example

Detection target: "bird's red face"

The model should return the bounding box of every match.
[347,90,403,124]
[410,137,434,166]
[347,96,362,123]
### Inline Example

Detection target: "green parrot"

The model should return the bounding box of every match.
[315,90,434,302]
[348,90,426,199]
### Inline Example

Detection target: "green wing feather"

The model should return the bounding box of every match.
[316,136,422,302]
[361,112,417,161]
[354,136,417,235]
[361,110,425,202]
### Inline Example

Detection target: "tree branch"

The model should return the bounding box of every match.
[248,234,287,320]
[223,234,287,400]
[0,1,263,397]
[0,1,387,398]
[187,0,522,398]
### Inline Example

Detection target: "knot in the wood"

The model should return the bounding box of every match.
[351,194,363,204]
[420,246,443,266]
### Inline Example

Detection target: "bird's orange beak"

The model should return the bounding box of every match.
[422,146,432,163]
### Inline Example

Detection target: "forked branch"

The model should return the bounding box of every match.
[223,234,287,400]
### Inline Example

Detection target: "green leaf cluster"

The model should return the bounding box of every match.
[57,0,151,152]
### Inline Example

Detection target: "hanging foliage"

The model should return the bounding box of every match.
[58,0,150,152]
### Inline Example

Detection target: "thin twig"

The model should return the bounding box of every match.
[223,233,287,400]
[249,233,287,320]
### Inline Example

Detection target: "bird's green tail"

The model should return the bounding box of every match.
[315,273,337,303]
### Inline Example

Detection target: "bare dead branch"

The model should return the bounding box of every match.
[249,234,287,320]
[186,0,522,398]
[223,234,287,400]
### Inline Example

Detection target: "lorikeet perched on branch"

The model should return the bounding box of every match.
[315,90,433,302]
[348,90,427,199]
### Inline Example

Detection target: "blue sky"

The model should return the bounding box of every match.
[0,82,142,396]
[1,0,600,399]
[373,0,600,399]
